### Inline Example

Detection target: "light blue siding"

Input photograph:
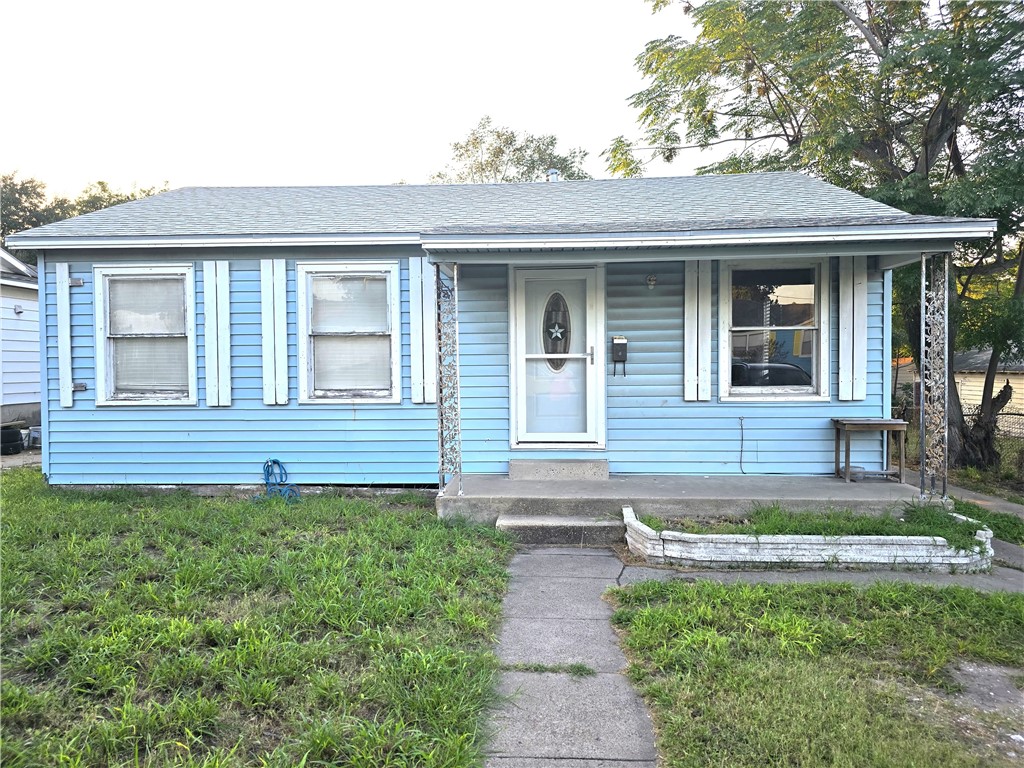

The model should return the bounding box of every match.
[43,248,438,485]
[458,260,888,475]
[42,250,890,485]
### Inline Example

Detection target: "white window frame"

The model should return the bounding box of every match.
[94,264,198,406]
[718,259,830,402]
[296,261,401,404]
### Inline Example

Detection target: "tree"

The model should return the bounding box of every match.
[0,174,74,242]
[432,116,592,184]
[1,174,166,261]
[607,0,1024,469]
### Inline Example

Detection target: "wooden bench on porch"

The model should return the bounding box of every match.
[832,418,908,484]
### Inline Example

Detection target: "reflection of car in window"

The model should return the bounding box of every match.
[732,362,812,387]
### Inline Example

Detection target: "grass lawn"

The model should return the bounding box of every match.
[0,469,514,767]
[609,579,1024,767]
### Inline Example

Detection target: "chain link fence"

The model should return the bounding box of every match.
[895,404,1024,479]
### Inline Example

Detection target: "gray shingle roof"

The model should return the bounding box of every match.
[7,172,954,242]
[954,349,1024,373]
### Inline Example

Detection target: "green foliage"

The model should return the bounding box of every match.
[1,172,167,256]
[0,469,514,767]
[433,116,592,184]
[609,579,1024,766]
[609,1,1023,216]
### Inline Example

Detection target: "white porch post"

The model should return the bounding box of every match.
[919,251,949,498]
[436,262,463,496]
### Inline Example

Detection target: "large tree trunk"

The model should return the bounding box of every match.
[964,255,1024,468]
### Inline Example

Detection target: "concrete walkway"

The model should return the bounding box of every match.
[485,547,657,768]
[485,543,1023,766]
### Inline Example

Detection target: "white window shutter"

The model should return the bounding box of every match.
[839,255,868,401]
[203,261,232,407]
[409,255,438,404]
[261,259,288,405]
[684,260,713,401]
[55,262,74,407]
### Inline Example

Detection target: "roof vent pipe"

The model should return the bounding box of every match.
[545,168,561,182]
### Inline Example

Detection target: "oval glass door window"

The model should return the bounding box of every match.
[542,292,571,371]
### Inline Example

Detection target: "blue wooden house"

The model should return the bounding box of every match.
[6,173,993,488]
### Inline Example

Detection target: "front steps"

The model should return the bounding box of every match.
[495,513,625,546]
[458,460,620,546]
[436,469,922,546]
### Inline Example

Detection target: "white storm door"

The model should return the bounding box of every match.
[514,268,603,444]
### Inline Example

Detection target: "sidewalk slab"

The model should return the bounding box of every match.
[948,485,1024,517]
[487,758,656,768]
[510,552,624,579]
[488,671,657,762]
[496,617,626,672]
[501,577,616,620]
[992,539,1024,571]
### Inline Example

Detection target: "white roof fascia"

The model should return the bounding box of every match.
[420,220,997,252]
[0,248,36,276]
[0,276,38,291]
[426,241,964,266]
[6,219,996,253]
[4,233,423,250]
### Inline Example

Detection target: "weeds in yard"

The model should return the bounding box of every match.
[501,662,597,678]
[608,579,1024,767]
[642,504,990,552]
[952,498,1024,545]
[0,469,514,767]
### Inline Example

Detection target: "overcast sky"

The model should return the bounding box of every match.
[5,0,720,198]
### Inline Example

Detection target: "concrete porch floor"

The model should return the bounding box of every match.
[436,473,925,525]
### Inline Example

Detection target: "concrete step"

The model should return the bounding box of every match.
[496,513,625,546]
[508,459,609,481]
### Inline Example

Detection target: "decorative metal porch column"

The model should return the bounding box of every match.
[436,263,463,496]
[919,252,949,499]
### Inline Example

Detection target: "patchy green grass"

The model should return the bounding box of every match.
[608,579,1024,767]
[952,498,1024,545]
[0,469,514,767]
[641,504,988,552]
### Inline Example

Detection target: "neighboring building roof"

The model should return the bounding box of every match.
[954,349,1024,374]
[0,247,38,291]
[4,172,995,250]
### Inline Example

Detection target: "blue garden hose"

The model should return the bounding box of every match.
[256,458,300,502]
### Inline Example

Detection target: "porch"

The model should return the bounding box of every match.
[436,473,923,544]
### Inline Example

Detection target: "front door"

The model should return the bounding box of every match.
[513,268,604,445]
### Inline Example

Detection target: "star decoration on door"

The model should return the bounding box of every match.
[548,323,565,340]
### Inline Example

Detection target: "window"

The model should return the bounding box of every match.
[94,265,197,405]
[297,262,401,403]
[720,262,829,399]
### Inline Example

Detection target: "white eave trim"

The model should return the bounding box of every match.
[4,232,423,250]
[420,221,997,252]
[6,219,996,252]
[0,276,39,291]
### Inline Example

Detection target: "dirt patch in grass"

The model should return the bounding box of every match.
[947,661,1024,714]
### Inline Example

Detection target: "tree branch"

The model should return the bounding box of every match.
[832,0,888,59]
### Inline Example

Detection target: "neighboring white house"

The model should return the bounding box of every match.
[954,348,1024,424]
[1,248,40,425]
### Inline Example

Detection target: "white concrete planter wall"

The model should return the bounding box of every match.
[623,506,993,573]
